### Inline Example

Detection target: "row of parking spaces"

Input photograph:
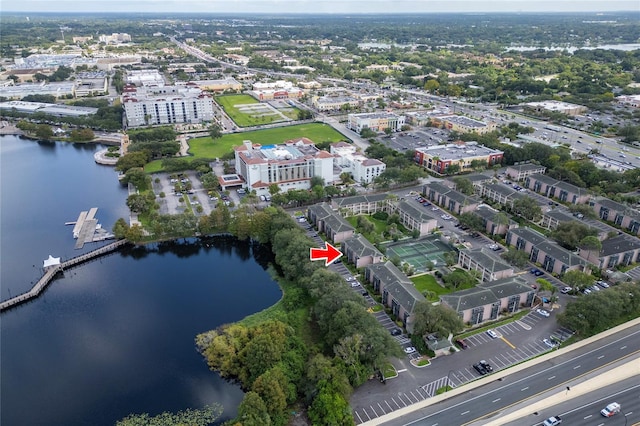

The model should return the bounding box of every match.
[353,386,432,425]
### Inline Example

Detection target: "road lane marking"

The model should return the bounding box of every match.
[584,415,592,419]
[501,336,517,349]
[573,365,581,369]
[397,368,407,373]
[385,400,393,411]
[548,375,556,380]
[597,355,605,359]
[620,345,627,350]
[355,411,363,424]
[492,398,501,403]
[370,405,379,417]
[391,397,400,409]
[521,387,529,391]
[461,411,470,415]
[362,408,371,421]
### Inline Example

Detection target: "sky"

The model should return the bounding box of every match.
[2,0,639,14]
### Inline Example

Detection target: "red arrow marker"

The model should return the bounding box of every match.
[310,242,343,266]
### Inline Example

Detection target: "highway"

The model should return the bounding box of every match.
[379,324,640,425]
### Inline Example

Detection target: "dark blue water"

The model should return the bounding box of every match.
[0,135,282,425]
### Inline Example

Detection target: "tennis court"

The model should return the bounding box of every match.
[385,236,455,273]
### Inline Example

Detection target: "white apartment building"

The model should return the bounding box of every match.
[122,84,214,128]
[125,69,166,87]
[330,142,386,184]
[347,112,406,133]
[99,33,132,44]
[234,138,335,194]
[312,95,360,112]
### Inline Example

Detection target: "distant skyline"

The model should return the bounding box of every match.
[2,0,639,14]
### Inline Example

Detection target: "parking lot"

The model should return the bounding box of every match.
[350,307,575,425]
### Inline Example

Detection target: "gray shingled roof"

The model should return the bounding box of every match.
[323,212,355,233]
[384,281,425,315]
[367,261,413,286]
[396,199,438,223]
[554,180,589,196]
[474,205,502,221]
[536,241,586,267]
[544,209,575,223]
[333,193,389,207]
[424,182,453,195]
[594,197,640,219]
[508,227,547,246]
[600,235,640,257]
[308,202,334,219]
[445,189,480,206]
[461,248,513,273]
[483,183,519,198]
[441,276,532,313]
[528,173,558,186]
[463,173,494,183]
[508,164,546,172]
[343,234,383,259]
[480,276,533,297]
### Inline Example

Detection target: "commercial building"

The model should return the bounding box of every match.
[234,138,334,194]
[0,82,76,100]
[98,33,132,44]
[346,112,406,133]
[524,100,587,116]
[440,277,535,325]
[125,69,166,87]
[122,84,214,128]
[414,142,503,175]
[312,95,360,112]
[429,115,497,135]
[0,101,98,117]
[248,87,304,101]
[74,72,108,97]
[330,142,386,184]
[616,94,640,108]
[193,77,242,93]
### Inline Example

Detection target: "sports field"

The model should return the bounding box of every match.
[385,236,455,273]
[144,123,349,172]
[216,94,294,127]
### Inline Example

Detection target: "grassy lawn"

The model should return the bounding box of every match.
[144,123,348,173]
[216,94,285,127]
[411,274,449,301]
[382,362,397,379]
[346,215,409,241]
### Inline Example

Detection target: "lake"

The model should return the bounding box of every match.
[0,135,282,425]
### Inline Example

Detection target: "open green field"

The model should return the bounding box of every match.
[216,94,291,127]
[144,123,348,173]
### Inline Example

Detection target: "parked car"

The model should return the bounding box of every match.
[600,402,621,417]
[560,287,572,294]
[479,360,493,372]
[455,339,468,349]
[473,363,487,375]
[403,346,416,354]
[543,338,556,348]
[543,415,562,426]
[390,328,402,336]
[597,280,610,288]
[536,309,550,318]
[486,329,498,339]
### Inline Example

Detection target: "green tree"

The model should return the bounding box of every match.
[208,123,222,139]
[501,248,530,268]
[551,222,598,251]
[424,79,440,93]
[579,236,602,264]
[562,269,593,290]
[412,301,464,339]
[308,381,353,426]
[511,197,542,221]
[116,151,150,172]
[112,218,129,239]
[452,177,474,195]
[360,128,377,138]
[35,124,53,140]
[458,212,484,232]
[117,404,222,426]
[124,224,144,243]
[236,391,272,426]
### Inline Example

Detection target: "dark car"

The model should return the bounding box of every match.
[473,363,487,375]
[479,360,493,372]
[455,339,468,349]
[390,328,402,336]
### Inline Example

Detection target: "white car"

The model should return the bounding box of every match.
[403,346,416,354]
[542,416,562,426]
[345,276,354,282]
[560,287,572,294]
[350,281,360,288]
[543,338,556,348]
[486,329,498,339]
[536,309,550,318]
[600,402,621,417]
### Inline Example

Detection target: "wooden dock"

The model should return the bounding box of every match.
[0,239,129,312]
[72,208,111,249]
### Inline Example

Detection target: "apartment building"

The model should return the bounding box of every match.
[307,202,355,244]
[480,183,526,207]
[506,227,590,275]
[458,248,514,282]
[505,163,547,181]
[422,182,481,215]
[122,84,214,128]
[341,234,384,268]
[589,197,640,236]
[474,205,516,236]
[331,193,389,217]
[441,277,535,325]
[234,138,334,194]
[524,174,590,204]
[346,112,406,133]
[414,142,503,175]
[386,200,438,237]
[581,234,640,269]
[364,261,424,333]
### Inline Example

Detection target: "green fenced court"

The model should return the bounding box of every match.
[385,236,455,273]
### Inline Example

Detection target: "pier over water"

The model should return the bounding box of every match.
[0,239,129,312]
